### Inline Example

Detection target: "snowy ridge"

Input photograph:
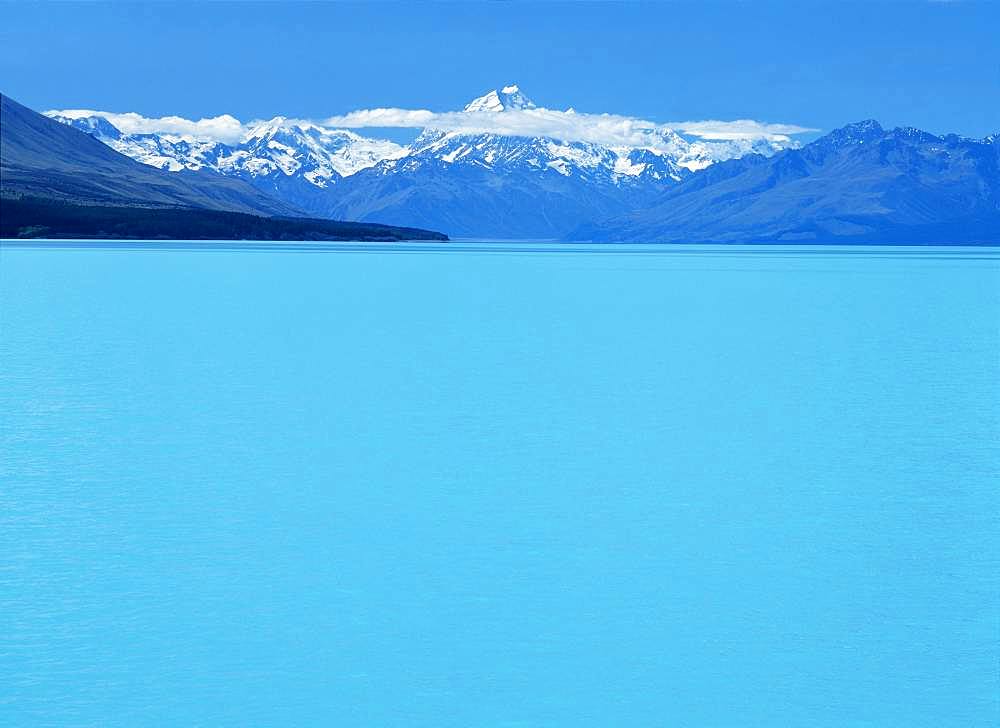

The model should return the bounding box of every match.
[48,84,794,192]
[378,86,794,186]
[47,113,405,185]
[384,129,688,185]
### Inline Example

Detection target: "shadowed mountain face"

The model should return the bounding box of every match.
[1,95,447,241]
[572,121,1000,244]
[322,156,663,240]
[0,94,301,216]
[0,197,447,242]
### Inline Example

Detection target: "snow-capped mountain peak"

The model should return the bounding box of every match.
[463,84,537,113]
[241,116,290,142]
[49,113,123,140]
[225,120,406,184]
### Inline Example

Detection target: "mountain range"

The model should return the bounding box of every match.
[6,85,998,244]
[48,85,796,238]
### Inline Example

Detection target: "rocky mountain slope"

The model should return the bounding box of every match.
[572,121,1000,244]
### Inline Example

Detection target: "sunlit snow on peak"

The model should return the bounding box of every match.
[463,84,537,113]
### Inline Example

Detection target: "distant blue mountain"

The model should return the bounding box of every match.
[572,121,1000,244]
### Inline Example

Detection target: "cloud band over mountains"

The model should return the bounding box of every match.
[49,109,247,143]
[48,105,817,149]
[320,108,816,146]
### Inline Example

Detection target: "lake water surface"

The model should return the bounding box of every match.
[2,242,999,726]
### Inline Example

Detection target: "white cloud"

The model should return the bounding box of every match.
[320,107,817,148]
[46,109,246,144]
[47,105,817,151]
[666,119,817,142]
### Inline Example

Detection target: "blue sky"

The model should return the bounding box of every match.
[1,0,997,139]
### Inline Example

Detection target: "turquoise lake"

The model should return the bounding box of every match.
[2,242,998,726]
